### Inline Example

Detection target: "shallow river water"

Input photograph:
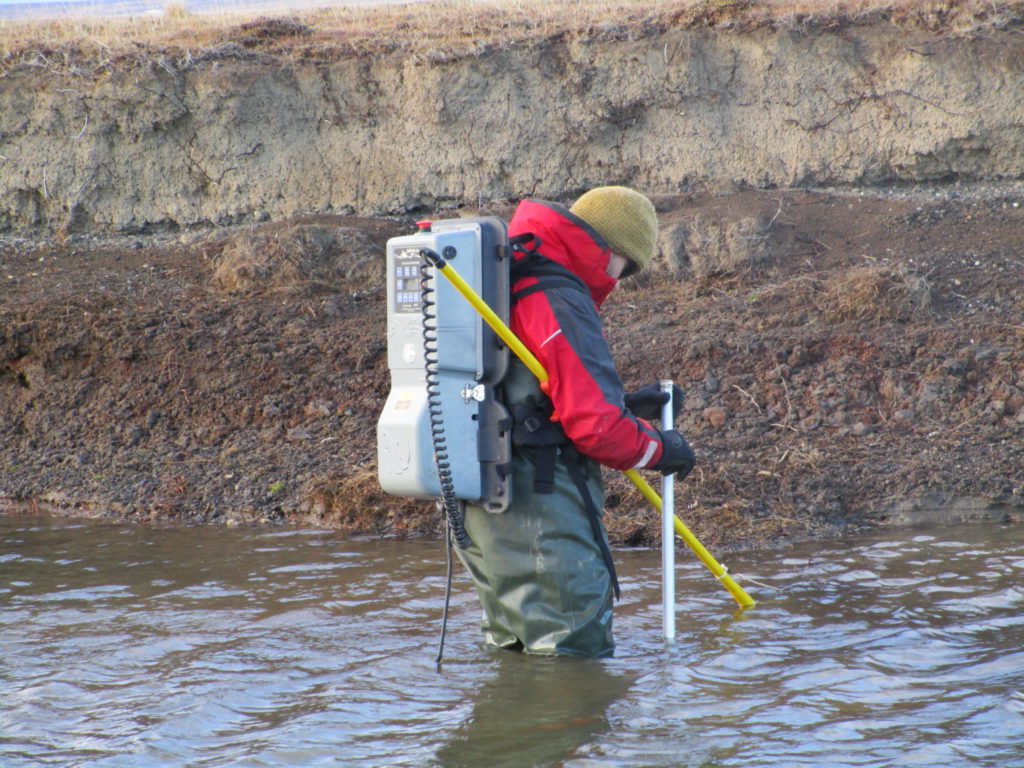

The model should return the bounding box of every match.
[2,515,1022,768]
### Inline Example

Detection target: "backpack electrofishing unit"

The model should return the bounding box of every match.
[376,218,513,541]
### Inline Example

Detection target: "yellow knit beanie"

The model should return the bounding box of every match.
[570,186,658,275]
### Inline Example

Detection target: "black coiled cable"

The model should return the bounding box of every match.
[420,253,472,550]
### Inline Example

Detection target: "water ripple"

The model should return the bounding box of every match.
[2,519,1023,767]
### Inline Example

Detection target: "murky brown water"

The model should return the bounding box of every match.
[2,515,1022,767]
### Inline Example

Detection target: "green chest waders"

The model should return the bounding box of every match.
[455,359,617,658]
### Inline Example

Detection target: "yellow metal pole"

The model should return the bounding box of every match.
[424,249,755,609]
[625,469,755,608]
[428,255,548,384]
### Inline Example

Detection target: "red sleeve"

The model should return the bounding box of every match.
[511,287,664,471]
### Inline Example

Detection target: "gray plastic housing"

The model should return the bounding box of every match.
[376,217,512,513]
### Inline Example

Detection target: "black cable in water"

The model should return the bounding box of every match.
[420,250,470,666]
[436,526,454,668]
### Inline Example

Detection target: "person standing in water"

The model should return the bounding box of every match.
[456,186,695,657]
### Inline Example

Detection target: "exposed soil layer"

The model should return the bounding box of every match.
[2,184,1022,549]
[4,7,1024,233]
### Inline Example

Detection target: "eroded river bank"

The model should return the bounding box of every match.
[2,5,1023,546]
[2,184,1022,548]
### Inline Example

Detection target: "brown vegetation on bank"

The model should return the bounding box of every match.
[2,187,1022,548]
[3,0,1024,78]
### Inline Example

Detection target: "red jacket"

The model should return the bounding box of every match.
[508,200,665,470]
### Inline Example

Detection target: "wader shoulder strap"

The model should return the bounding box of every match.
[510,403,564,495]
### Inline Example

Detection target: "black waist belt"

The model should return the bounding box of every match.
[510,404,620,600]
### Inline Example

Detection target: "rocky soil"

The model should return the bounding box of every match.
[1,182,1021,549]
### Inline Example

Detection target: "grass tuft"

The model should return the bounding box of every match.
[815,263,933,323]
[164,2,191,20]
[208,221,384,296]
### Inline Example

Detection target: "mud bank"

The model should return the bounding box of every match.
[1,6,1023,547]
[3,9,1024,233]
[2,183,1022,549]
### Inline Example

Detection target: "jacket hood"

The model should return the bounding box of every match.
[507,200,618,307]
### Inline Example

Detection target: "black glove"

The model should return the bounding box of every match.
[624,383,684,421]
[651,430,695,479]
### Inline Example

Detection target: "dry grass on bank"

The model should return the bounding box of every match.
[3,0,1023,74]
[815,263,934,323]
[209,222,384,295]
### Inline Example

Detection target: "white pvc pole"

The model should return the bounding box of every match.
[661,380,676,643]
